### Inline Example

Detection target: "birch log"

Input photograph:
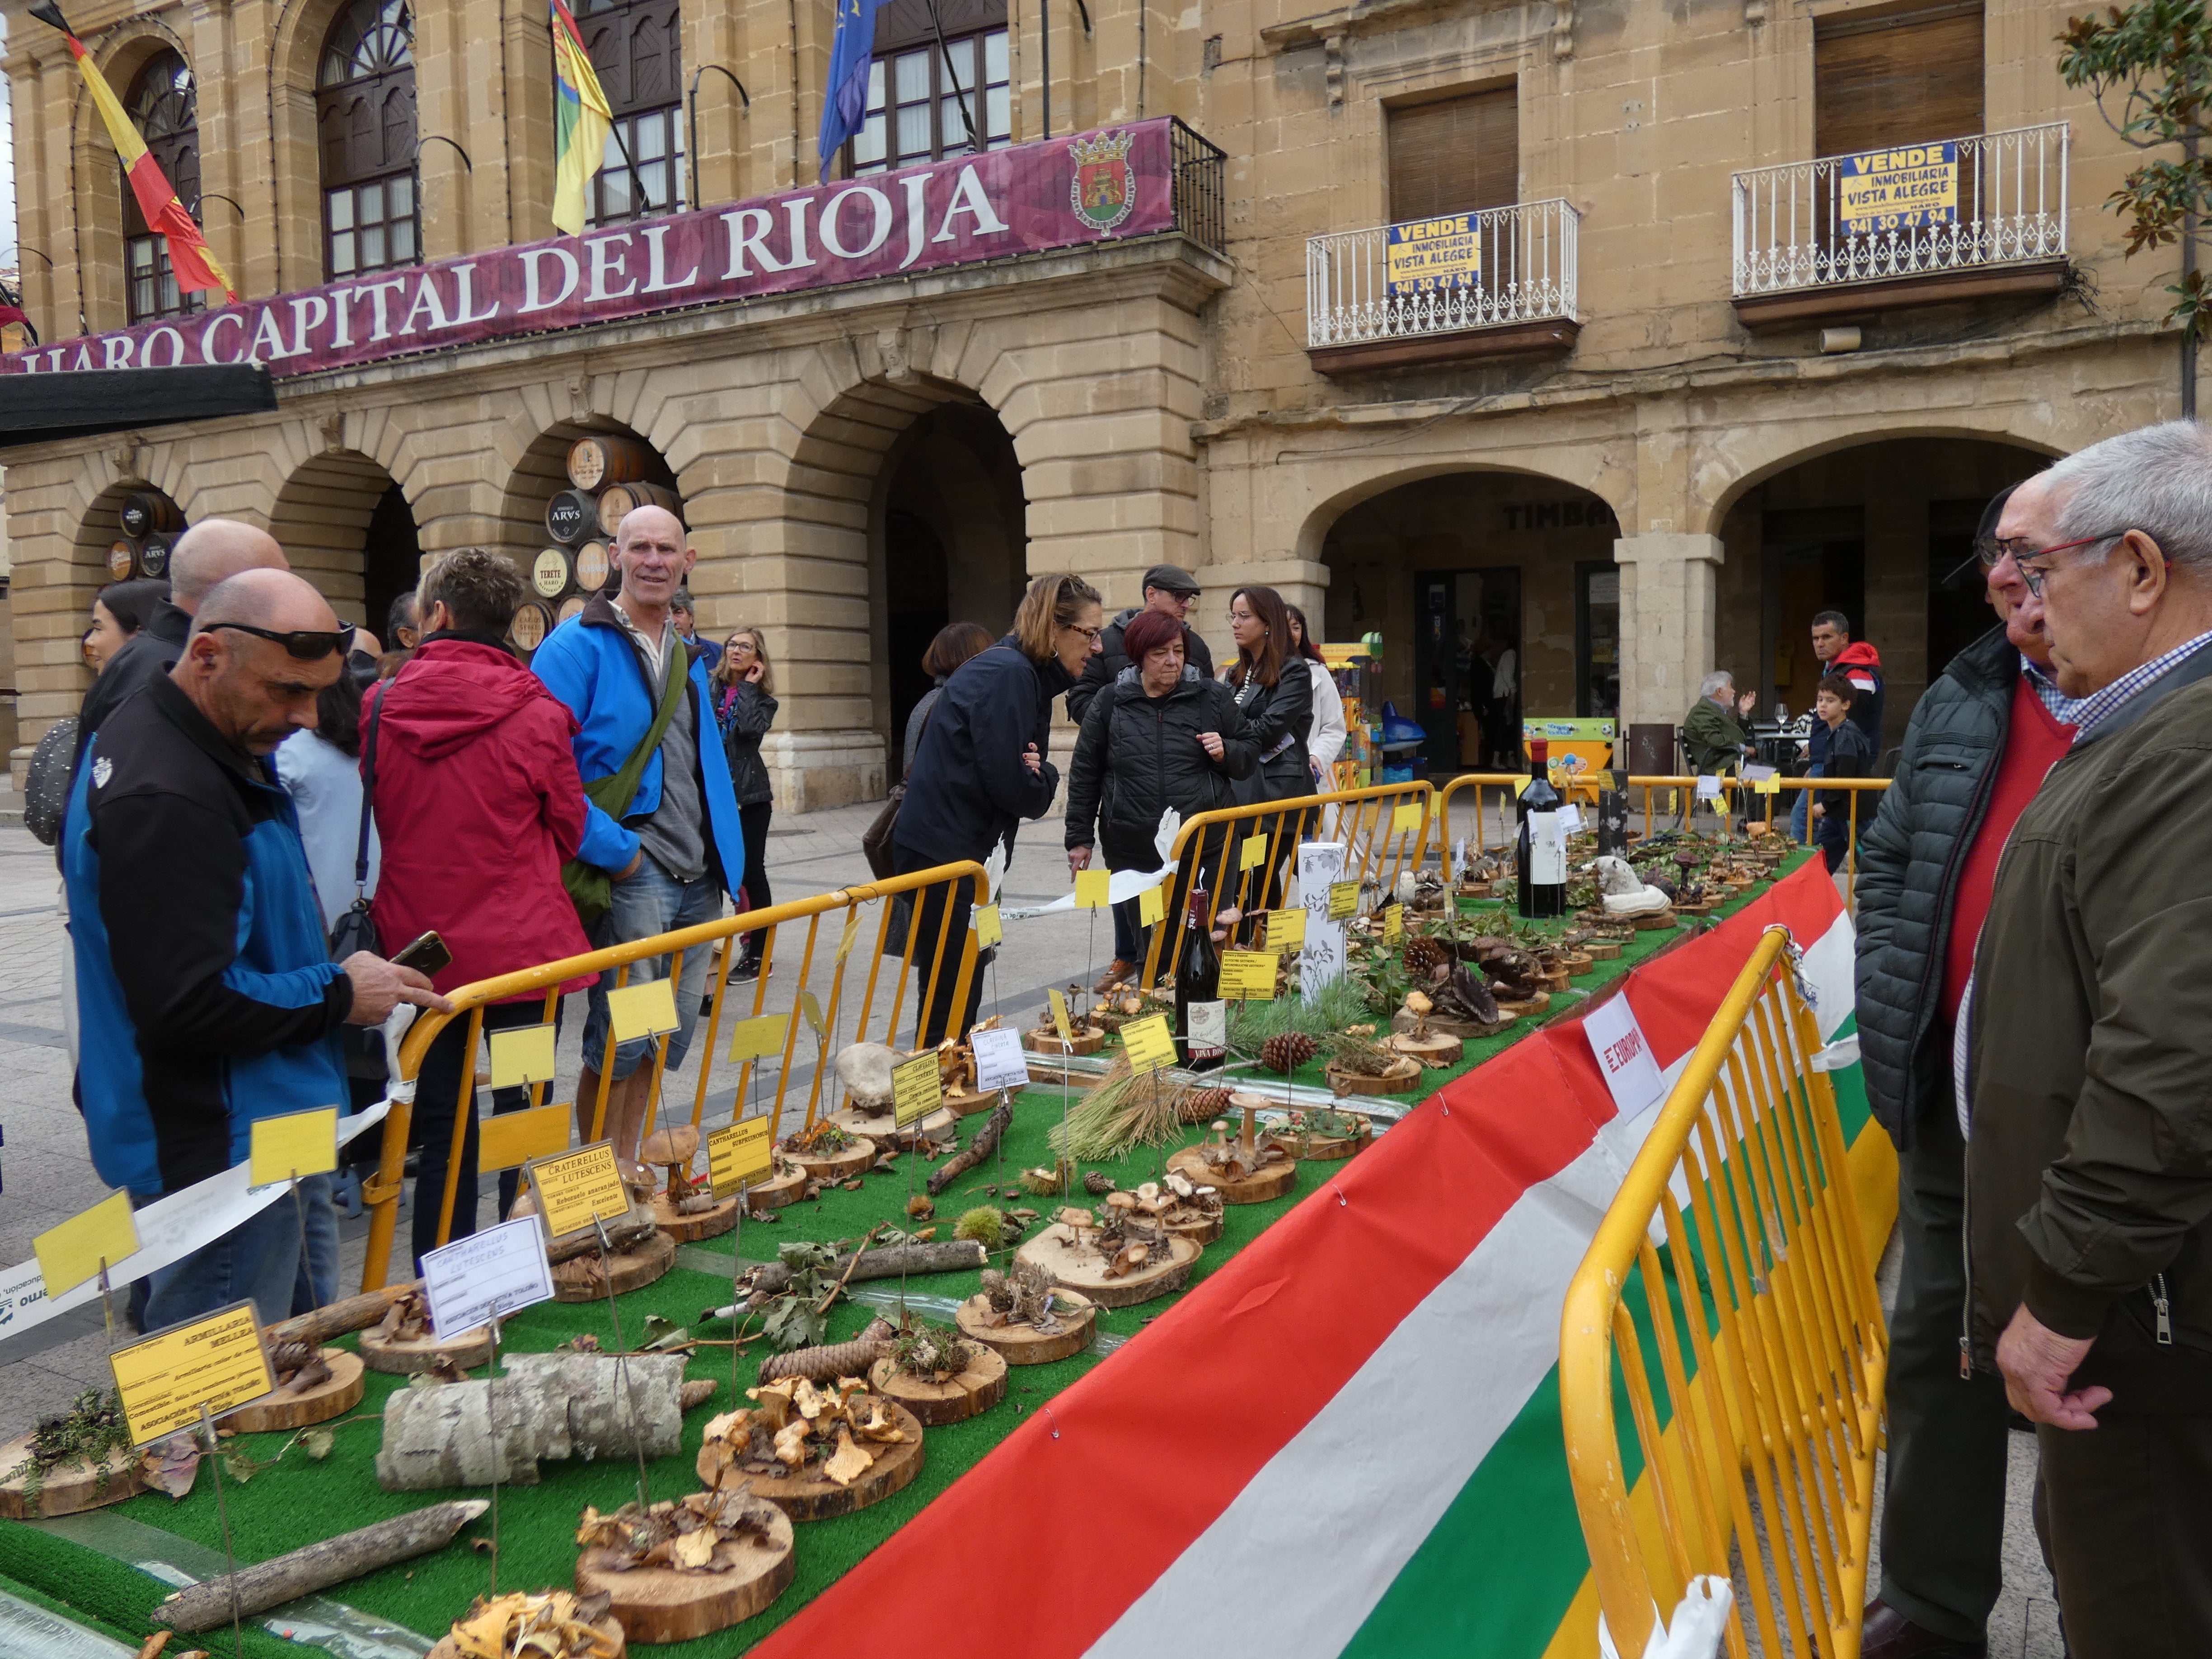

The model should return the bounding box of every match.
[375,1354,690,1491]
[155,1500,488,1630]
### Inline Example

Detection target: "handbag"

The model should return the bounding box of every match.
[860,699,938,881]
[561,643,691,927]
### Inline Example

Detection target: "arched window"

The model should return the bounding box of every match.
[316,0,418,281]
[575,0,684,225]
[846,0,1009,176]
[124,50,203,323]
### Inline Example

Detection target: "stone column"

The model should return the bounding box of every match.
[1614,532,1723,730]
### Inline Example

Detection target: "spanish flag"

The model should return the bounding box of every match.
[550,0,613,236]
[30,1,235,302]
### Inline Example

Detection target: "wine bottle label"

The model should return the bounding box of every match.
[1186,999,1226,1059]
[1530,812,1567,884]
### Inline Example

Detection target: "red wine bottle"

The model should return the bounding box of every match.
[1176,886,1226,1071]
[1516,739,1566,919]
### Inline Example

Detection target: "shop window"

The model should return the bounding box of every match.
[1387,85,1518,224]
[846,0,1010,175]
[575,0,685,225]
[123,51,204,323]
[318,0,419,281]
[1814,0,1984,159]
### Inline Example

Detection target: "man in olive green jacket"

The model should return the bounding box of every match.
[1968,427,2212,1658]
[1680,670,1755,773]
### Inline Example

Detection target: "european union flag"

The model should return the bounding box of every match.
[817,0,887,183]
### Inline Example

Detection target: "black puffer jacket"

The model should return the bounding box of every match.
[1065,607,1217,724]
[1853,626,2018,1149]
[1064,667,1256,871]
[1225,655,1315,804]
[896,636,1073,868]
[716,680,777,807]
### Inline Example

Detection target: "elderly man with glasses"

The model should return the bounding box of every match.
[62,568,449,1330]
[1955,422,2212,1658]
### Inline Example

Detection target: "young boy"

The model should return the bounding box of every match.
[1810,671,1875,873]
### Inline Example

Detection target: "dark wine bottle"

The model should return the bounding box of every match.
[1175,886,1226,1072]
[1516,738,1566,919]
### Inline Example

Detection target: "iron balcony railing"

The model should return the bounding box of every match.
[1732,121,2069,296]
[1306,197,1581,349]
[1169,118,1228,254]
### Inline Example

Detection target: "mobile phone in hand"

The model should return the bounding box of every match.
[391,930,452,977]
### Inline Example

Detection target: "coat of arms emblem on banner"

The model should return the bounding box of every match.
[1069,130,1137,231]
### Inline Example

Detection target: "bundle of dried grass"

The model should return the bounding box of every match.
[1045,1050,1190,1161]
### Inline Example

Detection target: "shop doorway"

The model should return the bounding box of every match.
[1927,497,2000,680]
[1762,508,1865,722]
[1412,566,1523,774]
[1576,562,1620,717]
[363,483,423,643]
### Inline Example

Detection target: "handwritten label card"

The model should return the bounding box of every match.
[970,1027,1030,1093]
[1328,881,1360,920]
[606,979,680,1042]
[249,1106,339,1188]
[893,1051,943,1127]
[488,1024,558,1089]
[1694,775,1723,802]
[1267,908,1307,951]
[708,1117,776,1196]
[1219,950,1277,1000]
[421,1216,554,1339]
[1121,1013,1177,1076]
[525,1141,631,1238]
[1383,904,1404,942]
[478,1104,571,1173]
[34,1190,140,1298]
[726,1013,789,1063]
[110,1301,274,1447]
[1074,869,1112,909]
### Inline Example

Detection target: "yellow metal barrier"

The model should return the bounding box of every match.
[1559,926,1888,1659]
[359,859,990,1289]
[1134,780,1434,989]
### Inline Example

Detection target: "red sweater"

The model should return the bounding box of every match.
[1940,673,2075,1024]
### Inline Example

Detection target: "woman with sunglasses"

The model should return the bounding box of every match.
[710,627,777,980]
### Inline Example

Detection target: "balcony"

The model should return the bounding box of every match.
[1731,122,2070,331]
[1305,198,1581,376]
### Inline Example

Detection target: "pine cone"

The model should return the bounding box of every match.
[1083,1170,1115,1195]
[1401,936,1449,979]
[1179,1085,1233,1125]
[1261,1031,1319,1075]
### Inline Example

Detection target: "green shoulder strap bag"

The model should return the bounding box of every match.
[562,645,692,928]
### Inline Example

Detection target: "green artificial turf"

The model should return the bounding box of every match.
[0,852,1813,1656]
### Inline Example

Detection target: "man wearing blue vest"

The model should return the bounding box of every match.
[534,506,746,1171]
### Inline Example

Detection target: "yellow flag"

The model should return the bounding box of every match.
[550,0,615,236]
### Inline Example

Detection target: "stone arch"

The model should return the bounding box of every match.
[70,19,197,332]
[1295,458,1628,571]
[267,447,418,627]
[266,0,363,292]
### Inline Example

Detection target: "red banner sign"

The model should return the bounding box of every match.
[5,121,1174,380]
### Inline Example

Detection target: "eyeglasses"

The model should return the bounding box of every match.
[1064,623,1102,642]
[206,621,358,661]
[2007,531,2132,597]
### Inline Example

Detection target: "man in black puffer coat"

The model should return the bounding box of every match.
[1853,481,2086,1659]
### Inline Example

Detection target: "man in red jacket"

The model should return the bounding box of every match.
[367,549,597,1273]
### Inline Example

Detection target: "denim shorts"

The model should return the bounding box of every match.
[581,855,722,1080]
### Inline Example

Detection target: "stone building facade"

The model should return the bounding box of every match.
[0,0,2183,802]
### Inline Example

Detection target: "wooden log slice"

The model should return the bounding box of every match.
[698,1401,925,1522]
[826,1107,956,1151]
[1406,1010,1509,1041]
[1161,1207,1226,1245]
[1494,992,1552,1020]
[1630,909,1679,931]
[786,1137,876,1181]
[741,1161,811,1214]
[1292,1113,1373,1162]
[1022,1059,1106,1093]
[940,1085,1001,1119]
[1024,1025,1107,1056]
[1537,965,1572,993]
[551,1229,676,1302]
[358,1322,494,1376]
[0,1435,147,1519]
[651,1190,740,1243]
[430,1615,625,1659]
[1014,1223,1201,1309]
[1387,1029,1464,1068]
[1561,951,1597,975]
[955,1290,1096,1365]
[1583,939,1625,960]
[867,1344,1008,1426]
[1674,900,1718,917]
[1165,1143,1298,1206]
[1323,1059,1425,1098]
[576,1522,795,1643]
[225,1349,366,1433]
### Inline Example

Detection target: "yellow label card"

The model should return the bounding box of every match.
[1121,1013,1176,1075]
[1048,987,1073,1041]
[489,1024,558,1089]
[708,1118,776,1195]
[974,904,1003,948]
[527,1141,631,1237]
[1137,885,1165,927]
[1220,950,1277,1000]
[1268,908,1307,951]
[1384,904,1404,942]
[111,1301,274,1448]
[606,979,679,1042]
[1753,774,1781,796]
[727,1013,789,1063]
[1392,803,1423,833]
[799,990,825,1037]
[893,1051,943,1126]
[1514,775,1534,797]
[249,1106,339,1187]
[835,908,864,964]
[478,1105,570,1173]
[1074,869,1112,909]
[1240,834,1269,871]
[35,1190,140,1297]
[1329,880,1359,920]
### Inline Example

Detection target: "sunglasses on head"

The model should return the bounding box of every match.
[206,620,358,661]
